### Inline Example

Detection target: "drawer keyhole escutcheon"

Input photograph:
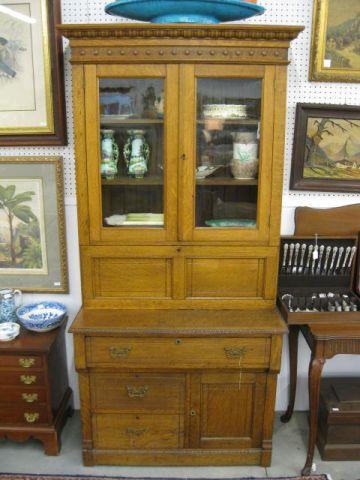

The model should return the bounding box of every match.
[126,427,148,436]
[190,410,197,416]
[20,375,36,385]
[127,385,149,398]
[175,339,182,345]
[24,412,39,423]
[224,347,248,359]
[22,393,38,403]
[109,346,132,359]
[19,358,35,368]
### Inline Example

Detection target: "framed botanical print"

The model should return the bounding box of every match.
[290,104,360,193]
[310,0,360,82]
[0,156,68,292]
[0,0,66,145]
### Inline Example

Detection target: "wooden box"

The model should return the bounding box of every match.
[317,377,360,461]
[277,236,360,324]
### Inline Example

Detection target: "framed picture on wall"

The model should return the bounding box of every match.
[0,156,68,292]
[310,0,360,82]
[290,104,360,193]
[0,0,66,145]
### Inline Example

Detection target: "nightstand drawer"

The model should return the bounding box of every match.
[91,373,185,414]
[0,405,49,425]
[0,386,46,404]
[0,371,45,386]
[93,413,184,449]
[86,337,270,369]
[0,355,42,369]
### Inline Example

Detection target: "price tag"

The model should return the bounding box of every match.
[324,59,332,68]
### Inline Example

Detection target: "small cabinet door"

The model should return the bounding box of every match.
[179,64,276,243]
[189,372,266,449]
[85,64,179,243]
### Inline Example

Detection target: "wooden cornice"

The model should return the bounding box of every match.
[58,23,304,42]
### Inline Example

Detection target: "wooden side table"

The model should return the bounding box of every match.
[281,323,360,475]
[0,320,73,455]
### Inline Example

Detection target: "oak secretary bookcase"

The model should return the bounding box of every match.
[60,23,302,466]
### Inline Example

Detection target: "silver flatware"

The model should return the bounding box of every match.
[292,243,300,274]
[311,245,319,275]
[346,246,357,274]
[322,245,331,275]
[341,246,351,274]
[287,243,295,274]
[304,244,313,274]
[328,246,338,275]
[281,243,289,273]
[315,245,325,275]
[297,243,307,274]
[334,246,344,275]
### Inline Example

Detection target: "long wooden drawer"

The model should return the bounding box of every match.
[0,371,45,386]
[0,355,42,369]
[0,404,49,425]
[92,413,184,449]
[91,373,185,413]
[86,337,270,369]
[0,386,47,404]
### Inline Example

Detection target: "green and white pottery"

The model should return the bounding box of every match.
[101,129,119,179]
[124,129,150,178]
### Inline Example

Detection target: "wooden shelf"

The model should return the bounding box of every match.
[101,115,164,126]
[102,175,163,186]
[197,119,259,126]
[196,177,258,186]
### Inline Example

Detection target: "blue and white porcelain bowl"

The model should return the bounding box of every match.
[0,322,20,341]
[16,302,67,333]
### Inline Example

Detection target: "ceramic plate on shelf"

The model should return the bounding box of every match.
[0,322,20,342]
[205,218,257,227]
[105,0,265,24]
[196,165,223,179]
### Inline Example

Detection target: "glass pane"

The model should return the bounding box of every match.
[196,78,261,229]
[99,78,164,228]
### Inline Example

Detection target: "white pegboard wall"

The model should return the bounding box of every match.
[0,0,359,207]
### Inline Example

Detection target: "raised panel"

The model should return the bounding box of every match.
[198,372,266,449]
[186,258,264,299]
[92,413,184,449]
[94,257,172,298]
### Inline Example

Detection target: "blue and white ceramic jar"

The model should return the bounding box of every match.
[0,289,22,323]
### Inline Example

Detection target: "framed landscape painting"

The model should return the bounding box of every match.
[0,0,66,145]
[290,104,360,193]
[310,0,360,82]
[0,157,68,292]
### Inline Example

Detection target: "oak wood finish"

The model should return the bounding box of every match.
[280,204,360,475]
[60,23,302,466]
[0,322,73,454]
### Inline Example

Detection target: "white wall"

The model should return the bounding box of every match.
[1,0,360,411]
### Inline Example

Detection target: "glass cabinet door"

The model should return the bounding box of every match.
[85,65,178,243]
[180,65,274,242]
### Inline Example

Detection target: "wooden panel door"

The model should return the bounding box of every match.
[189,372,266,449]
[85,64,179,244]
[179,64,276,243]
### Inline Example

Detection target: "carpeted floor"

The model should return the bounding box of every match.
[0,474,330,480]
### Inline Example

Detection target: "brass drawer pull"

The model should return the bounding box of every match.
[109,346,132,359]
[20,375,37,385]
[127,385,149,398]
[19,358,35,368]
[22,393,38,403]
[126,427,148,436]
[24,412,39,423]
[224,347,248,359]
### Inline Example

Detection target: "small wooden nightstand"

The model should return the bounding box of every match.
[0,320,73,455]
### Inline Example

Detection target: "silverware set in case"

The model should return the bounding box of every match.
[280,243,357,276]
[281,292,359,313]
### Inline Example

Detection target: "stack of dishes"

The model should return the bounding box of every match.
[203,104,248,120]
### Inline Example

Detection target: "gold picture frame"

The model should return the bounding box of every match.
[310,0,360,83]
[0,156,68,292]
[0,0,66,145]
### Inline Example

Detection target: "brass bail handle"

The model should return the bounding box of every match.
[109,346,132,359]
[224,346,248,359]
[127,385,149,398]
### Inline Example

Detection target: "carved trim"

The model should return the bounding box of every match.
[59,24,304,42]
[71,45,288,64]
